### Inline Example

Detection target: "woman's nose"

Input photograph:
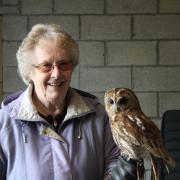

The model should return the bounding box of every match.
[50,65,63,77]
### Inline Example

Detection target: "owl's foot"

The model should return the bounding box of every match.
[137,158,145,180]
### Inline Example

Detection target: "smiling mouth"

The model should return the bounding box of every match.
[48,81,65,87]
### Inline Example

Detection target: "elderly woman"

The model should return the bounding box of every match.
[0,24,137,180]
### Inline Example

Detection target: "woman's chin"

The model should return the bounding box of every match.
[46,84,69,104]
[47,92,65,104]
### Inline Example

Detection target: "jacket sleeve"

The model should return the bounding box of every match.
[0,146,6,180]
[104,115,120,174]
[0,110,7,180]
[103,115,137,180]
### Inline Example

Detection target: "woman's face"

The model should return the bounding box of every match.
[30,39,73,107]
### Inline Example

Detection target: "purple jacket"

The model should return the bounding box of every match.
[0,85,119,180]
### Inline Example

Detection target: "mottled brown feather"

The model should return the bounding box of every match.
[104,87,176,180]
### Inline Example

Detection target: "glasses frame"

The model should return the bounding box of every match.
[32,60,73,73]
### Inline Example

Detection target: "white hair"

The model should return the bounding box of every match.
[16,23,79,85]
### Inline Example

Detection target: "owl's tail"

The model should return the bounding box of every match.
[163,155,176,174]
[164,155,176,168]
[155,144,176,170]
[150,155,160,180]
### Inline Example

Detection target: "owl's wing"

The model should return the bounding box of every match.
[125,112,175,167]
[135,113,164,157]
[113,112,147,149]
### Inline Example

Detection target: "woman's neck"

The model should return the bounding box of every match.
[32,94,66,118]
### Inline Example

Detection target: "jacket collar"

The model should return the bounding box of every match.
[12,84,93,122]
[64,88,93,121]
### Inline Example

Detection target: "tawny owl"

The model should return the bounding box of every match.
[104,87,176,180]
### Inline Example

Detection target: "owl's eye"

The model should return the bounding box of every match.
[118,97,128,105]
[109,98,114,104]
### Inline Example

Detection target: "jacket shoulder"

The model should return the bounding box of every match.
[1,90,24,108]
[0,106,11,120]
[0,107,12,134]
[73,88,98,100]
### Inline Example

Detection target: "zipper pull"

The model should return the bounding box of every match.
[21,123,27,143]
[22,133,27,143]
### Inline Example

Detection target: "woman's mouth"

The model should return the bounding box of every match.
[47,79,65,87]
[48,82,62,86]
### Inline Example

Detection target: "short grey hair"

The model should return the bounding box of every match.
[16,23,79,85]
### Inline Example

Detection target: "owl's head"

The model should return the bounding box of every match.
[104,87,141,116]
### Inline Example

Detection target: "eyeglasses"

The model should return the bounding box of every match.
[32,60,73,73]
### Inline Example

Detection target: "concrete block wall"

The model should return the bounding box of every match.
[1,0,180,179]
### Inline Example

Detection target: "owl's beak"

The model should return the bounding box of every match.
[115,97,128,112]
[114,106,120,113]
